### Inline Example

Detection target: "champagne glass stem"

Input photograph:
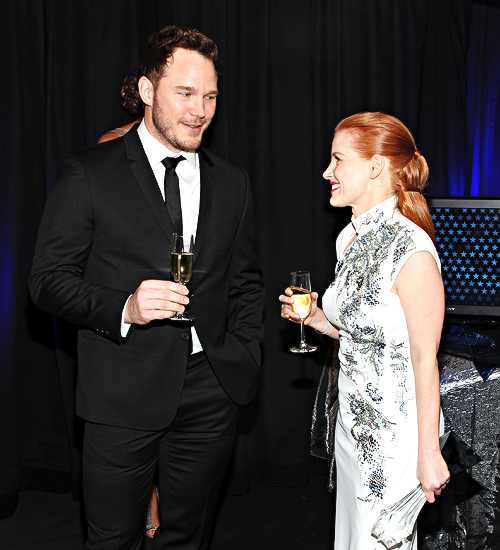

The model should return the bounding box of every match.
[299,320,306,347]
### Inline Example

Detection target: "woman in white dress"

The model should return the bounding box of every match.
[280,112,450,549]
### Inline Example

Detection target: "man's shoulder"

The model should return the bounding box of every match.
[70,125,141,163]
[67,136,124,163]
[57,131,140,185]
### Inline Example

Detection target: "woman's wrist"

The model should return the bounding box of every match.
[418,435,442,457]
[313,317,332,335]
[315,321,332,335]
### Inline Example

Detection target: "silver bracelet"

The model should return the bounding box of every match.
[315,321,333,335]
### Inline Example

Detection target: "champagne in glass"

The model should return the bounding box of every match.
[290,271,317,353]
[170,233,194,321]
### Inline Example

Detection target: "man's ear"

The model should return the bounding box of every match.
[138,76,154,108]
[369,155,385,179]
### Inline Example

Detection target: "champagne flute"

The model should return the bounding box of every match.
[289,271,317,353]
[170,233,194,321]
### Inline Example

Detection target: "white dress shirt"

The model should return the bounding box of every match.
[121,120,203,354]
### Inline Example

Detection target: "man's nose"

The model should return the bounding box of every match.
[189,96,206,119]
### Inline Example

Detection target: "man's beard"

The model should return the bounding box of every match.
[152,96,207,153]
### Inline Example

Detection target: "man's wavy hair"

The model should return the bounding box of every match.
[121,26,218,115]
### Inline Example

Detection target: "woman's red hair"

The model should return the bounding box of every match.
[335,112,435,242]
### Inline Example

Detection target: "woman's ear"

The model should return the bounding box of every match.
[369,155,385,179]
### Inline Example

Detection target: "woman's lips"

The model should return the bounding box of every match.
[331,181,340,194]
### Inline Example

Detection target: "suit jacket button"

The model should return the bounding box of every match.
[181,333,190,341]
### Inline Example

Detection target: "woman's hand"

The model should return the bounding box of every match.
[279,287,331,333]
[417,448,450,503]
[279,287,316,323]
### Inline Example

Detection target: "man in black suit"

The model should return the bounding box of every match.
[29,26,264,550]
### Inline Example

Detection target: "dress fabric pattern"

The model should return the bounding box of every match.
[322,196,440,550]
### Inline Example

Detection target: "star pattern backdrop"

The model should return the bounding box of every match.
[431,204,500,310]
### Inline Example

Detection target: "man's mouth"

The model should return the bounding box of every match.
[183,121,204,132]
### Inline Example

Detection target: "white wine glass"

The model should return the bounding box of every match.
[170,233,194,321]
[290,271,317,353]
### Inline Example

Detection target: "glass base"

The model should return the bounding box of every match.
[290,343,317,353]
[169,313,194,322]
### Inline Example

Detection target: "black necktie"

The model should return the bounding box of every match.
[162,156,185,234]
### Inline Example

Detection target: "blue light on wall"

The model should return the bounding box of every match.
[467,3,500,197]
[0,234,13,340]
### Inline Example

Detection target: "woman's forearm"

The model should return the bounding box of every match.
[414,358,441,454]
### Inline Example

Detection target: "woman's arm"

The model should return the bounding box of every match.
[393,250,450,502]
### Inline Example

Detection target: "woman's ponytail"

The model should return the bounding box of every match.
[393,151,436,243]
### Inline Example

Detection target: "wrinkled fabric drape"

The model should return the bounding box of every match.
[2,0,498,519]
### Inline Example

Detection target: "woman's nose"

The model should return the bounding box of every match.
[323,163,333,180]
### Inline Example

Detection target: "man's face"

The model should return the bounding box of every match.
[142,48,218,153]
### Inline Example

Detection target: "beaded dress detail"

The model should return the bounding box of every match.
[322,196,440,549]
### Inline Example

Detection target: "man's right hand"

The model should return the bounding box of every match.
[124,280,190,325]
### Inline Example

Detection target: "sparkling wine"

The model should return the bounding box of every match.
[290,286,312,320]
[170,252,193,285]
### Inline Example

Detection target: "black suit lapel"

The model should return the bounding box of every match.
[124,128,176,243]
[194,148,215,261]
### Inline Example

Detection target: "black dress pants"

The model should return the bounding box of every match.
[82,352,239,550]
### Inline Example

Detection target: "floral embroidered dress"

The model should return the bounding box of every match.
[322,196,440,550]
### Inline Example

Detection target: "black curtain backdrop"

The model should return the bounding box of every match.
[1,0,499,520]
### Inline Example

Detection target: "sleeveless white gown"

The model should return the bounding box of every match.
[322,196,440,550]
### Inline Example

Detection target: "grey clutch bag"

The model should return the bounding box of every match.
[371,430,481,549]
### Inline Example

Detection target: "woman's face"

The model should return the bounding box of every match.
[323,130,378,217]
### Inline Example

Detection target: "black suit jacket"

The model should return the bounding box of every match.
[29,128,264,430]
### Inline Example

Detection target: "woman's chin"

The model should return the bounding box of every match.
[330,194,343,208]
